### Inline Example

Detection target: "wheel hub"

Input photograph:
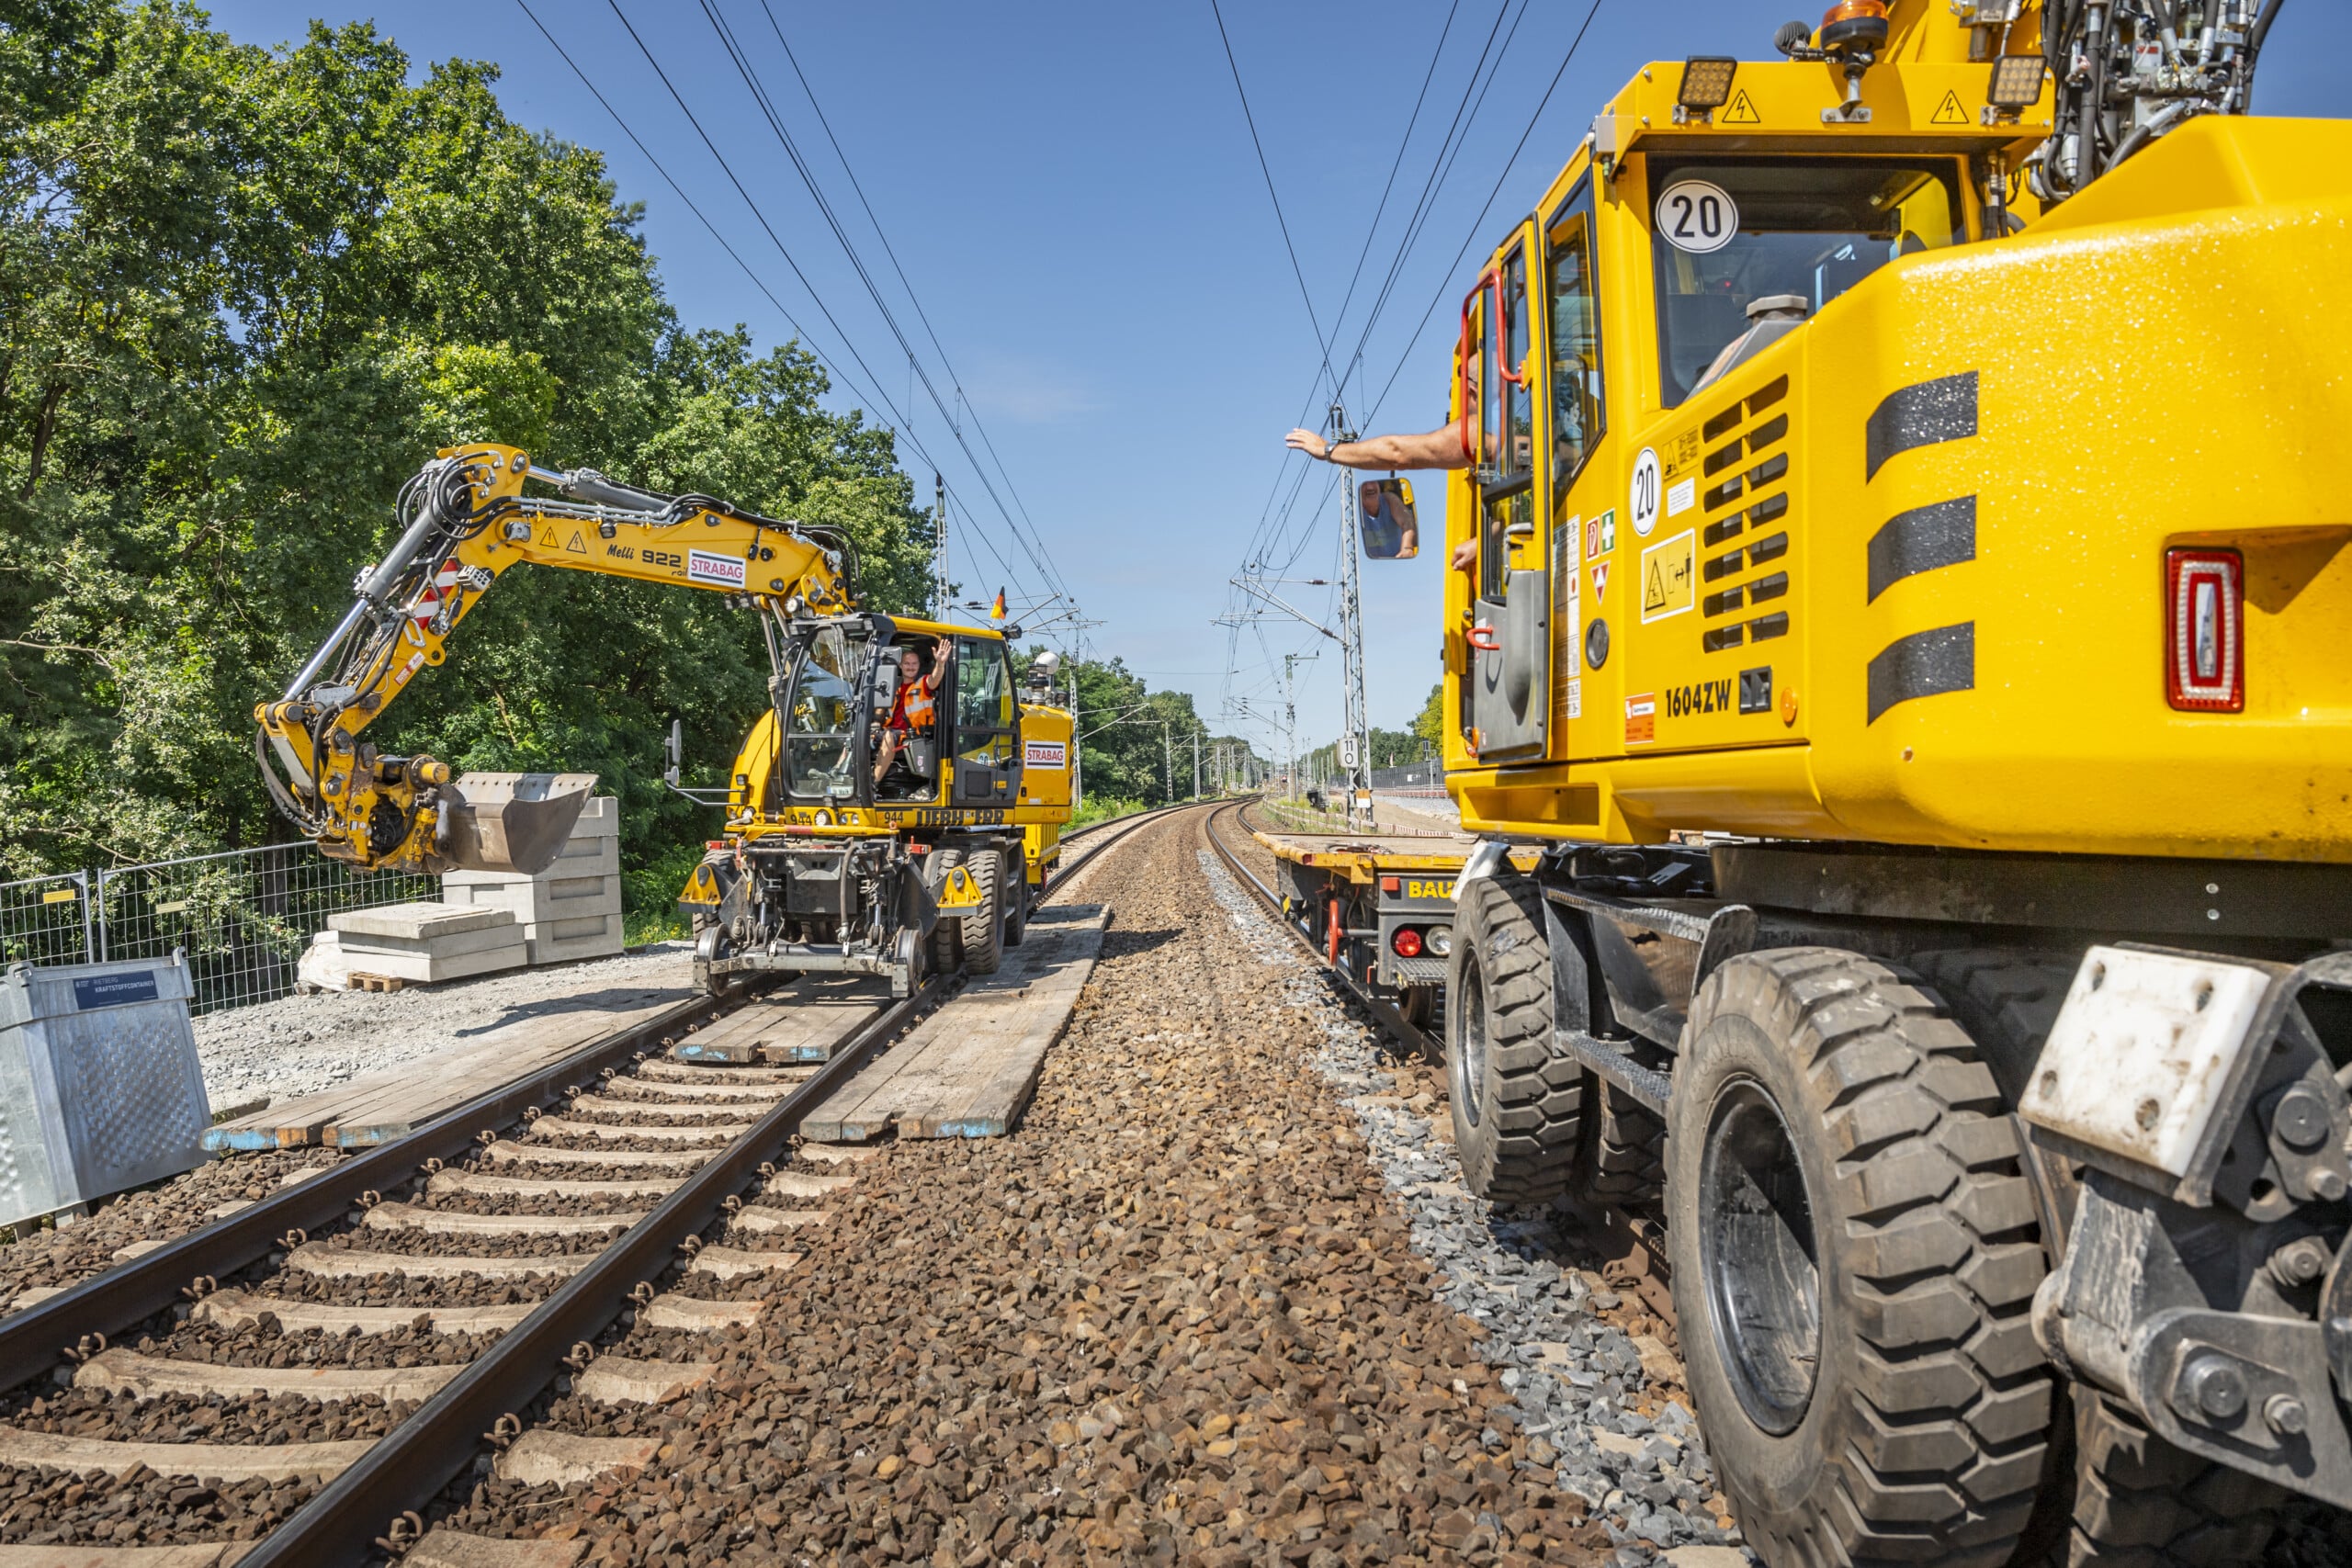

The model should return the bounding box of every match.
[1699,1077,1821,1434]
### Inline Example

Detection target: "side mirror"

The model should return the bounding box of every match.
[663,718,682,788]
[1358,478,1420,560]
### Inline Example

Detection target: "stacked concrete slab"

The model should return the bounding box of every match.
[441,795,624,965]
[327,903,526,984]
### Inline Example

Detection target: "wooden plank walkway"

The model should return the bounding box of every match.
[802,904,1110,1143]
[203,983,707,1152]
[670,976,885,1064]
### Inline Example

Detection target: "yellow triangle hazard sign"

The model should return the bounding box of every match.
[1721,88,1761,126]
[537,526,559,547]
[1931,89,1969,126]
[566,530,586,554]
[1645,558,1668,613]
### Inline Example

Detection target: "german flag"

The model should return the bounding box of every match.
[989,588,1006,621]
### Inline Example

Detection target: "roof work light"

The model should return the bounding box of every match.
[1677,56,1739,111]
[1986,52,2047,109]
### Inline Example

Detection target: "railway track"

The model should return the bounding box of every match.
[0,804,1183,1565]
[1199,800,1678,1325]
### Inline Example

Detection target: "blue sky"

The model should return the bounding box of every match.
[200,0,2351,759]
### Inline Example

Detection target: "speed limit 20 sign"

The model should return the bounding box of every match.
[1655,179,1738,254]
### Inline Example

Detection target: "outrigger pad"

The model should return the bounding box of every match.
[435,772,597,875]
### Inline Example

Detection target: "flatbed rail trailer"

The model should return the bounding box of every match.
[1397,3,2352,1564]
[1257,828,1535,1031]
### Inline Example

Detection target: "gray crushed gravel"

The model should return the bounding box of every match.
[1196,847,1753,1564]
[193,942,695,1113]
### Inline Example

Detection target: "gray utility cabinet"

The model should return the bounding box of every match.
[0,953,210,1229]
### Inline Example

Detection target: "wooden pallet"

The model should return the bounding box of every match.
[803,904,1109,1143]
[347,972,406,994]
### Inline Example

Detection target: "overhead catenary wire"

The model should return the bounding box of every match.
[533,0,1057,612]
[750,0,1052,567]
[693,0,1069,604]
[1206,0,1340,400]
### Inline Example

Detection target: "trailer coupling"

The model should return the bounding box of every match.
[2025,947,2352,1506]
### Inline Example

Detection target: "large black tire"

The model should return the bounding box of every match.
[1911,950,2289,1568]
[1666,948,2052,1568]
[1445,872,1584,1204]
[960,846,1004,976]
[927,847,966,976]
[1577,1079,1666,1222]
[1003,856,1029,949]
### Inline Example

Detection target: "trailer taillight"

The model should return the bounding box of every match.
[1392,927,1423,958]
[2165,548,2244,713]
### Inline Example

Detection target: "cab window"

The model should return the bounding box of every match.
[1649,158,1966,406]
[1545,179,1604,508]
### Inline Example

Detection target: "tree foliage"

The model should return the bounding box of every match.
[0,2,933,878]
[1057,654,1259,807]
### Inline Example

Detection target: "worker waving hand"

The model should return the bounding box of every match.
[874,637,952,788]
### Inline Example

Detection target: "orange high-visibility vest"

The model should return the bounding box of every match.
[888,679,936,733]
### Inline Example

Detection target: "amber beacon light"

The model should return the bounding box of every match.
[2165,547,2245,713]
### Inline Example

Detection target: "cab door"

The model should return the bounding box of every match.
[950,636,1023,806]
[1464,231,1548,762]
[1541,175,1610,761]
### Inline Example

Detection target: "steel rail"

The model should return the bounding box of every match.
[237,975,947,1565]
[246,794,1176,1562]
[1202,801,1437,1059]
[0,798,1189,1393]
[1201,800,1679,1323]
[0,990,715,1395]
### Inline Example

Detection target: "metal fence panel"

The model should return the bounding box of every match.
[0,872,92,968]
[96,846,438,1017]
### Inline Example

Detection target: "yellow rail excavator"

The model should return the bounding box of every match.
[1374,1,2352,1562]
[257,443,1074,998]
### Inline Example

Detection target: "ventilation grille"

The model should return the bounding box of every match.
[1693,377,1792,655]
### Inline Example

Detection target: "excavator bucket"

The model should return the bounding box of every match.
[434,773,598,876]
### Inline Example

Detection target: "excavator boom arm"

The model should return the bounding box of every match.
[255,442,853,874]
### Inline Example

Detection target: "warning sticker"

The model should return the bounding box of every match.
[565,530,587,554]
[1721,88,1761,125]
[1667,476,1696,518]
[1590,559,1611,604]
[1641,530,1696,624]
[537,526,560,548]
[1566,678,1583,721]
[1931,89,1969,126]
[1625,693,1657,746]
[686,549,747,589]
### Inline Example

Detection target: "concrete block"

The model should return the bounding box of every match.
[446,872,620,922]
[444,834,619,887]
[331,902,515,946]
[526,918,625,966]
[335,931,526,984]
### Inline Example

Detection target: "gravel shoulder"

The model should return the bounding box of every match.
[425,806,1698,1564]
[194,942,695,1113]
[2,943,695,1316]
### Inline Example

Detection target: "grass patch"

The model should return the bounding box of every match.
[622,840,705,947]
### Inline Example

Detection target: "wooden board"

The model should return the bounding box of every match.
[203,984,705,1152]
[802,905,1109,1143]
[670,976,884,1064]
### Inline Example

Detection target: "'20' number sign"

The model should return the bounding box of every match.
[1655,179,1738,255]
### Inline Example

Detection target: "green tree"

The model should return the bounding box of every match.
[0,3,933,886]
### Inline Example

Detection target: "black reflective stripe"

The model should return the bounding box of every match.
[1867,623,1975,724]
[1867,495,1976,603]
[1864,371,1977,481]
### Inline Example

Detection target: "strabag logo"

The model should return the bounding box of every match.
[687,549,747,588]
[1023,740,1068,770]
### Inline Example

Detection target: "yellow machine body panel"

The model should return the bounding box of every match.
[1442,62,2352,865]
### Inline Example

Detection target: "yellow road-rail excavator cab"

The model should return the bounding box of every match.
[1418,7,2352,1563]
[1439,9,2352,865]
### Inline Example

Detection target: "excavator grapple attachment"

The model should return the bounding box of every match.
[433,772,597,875]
